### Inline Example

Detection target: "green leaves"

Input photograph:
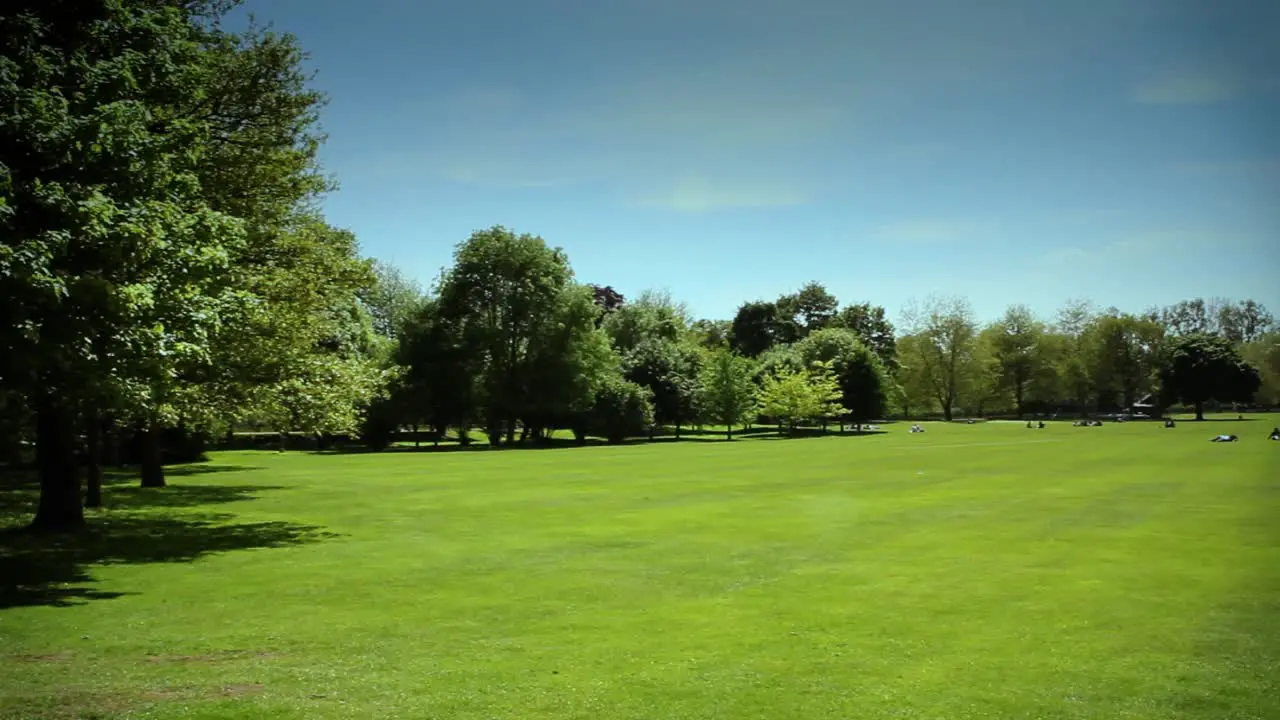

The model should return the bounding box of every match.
[697,348,757,436]
[1160,333,1261,417]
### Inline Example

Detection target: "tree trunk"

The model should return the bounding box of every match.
[85,411,103,509]
[1015,387,1024,419]
[726,425,732,441]
[103,415,121,468]
[139,422,166,488]
[412,424,420,448]
[31,399,84,532]
[942,405,953,422]
[1195,401,1205,421]
[505,419,517,446]
[675,421,681,440]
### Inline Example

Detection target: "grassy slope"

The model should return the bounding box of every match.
[2,418,1278,719]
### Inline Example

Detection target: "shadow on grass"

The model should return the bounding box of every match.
[0,511,337,610]
[756,429,889,440]
[1,471,281,519]
[310,426,891,454]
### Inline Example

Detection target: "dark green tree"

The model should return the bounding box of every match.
[1159,334,1261,420]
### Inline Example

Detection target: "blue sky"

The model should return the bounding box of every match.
[234,0,1279,324]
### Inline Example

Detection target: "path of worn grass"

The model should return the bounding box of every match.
[2,419,1277,719]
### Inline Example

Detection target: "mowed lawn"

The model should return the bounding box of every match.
[2,419,1278,719]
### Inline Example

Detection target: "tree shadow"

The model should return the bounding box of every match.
[757,429,889,440]
[0,512,338,610]
[1,475,281,521]
[101,484,291,510]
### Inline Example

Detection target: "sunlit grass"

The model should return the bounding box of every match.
[2,417,1277,719]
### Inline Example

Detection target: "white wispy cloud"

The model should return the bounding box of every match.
[1133,71,1240,105]
[633,173,810,212]
[422,59,852,202]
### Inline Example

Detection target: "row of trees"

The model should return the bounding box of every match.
[892,297,1270,422]
[1,1,1273,533]
[362,228,898,448]
[359,226,1270,455]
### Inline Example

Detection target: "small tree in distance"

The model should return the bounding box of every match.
[698,349,758,440]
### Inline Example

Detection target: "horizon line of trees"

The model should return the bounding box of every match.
[1,1,1274,534]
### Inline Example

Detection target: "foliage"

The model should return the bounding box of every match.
[758,361,847,431]
[831,302,898,370]
[360,259,424,340]
[1240,333,1280,406]
[436,226,575,445]
[697,348,759,438]
[622,338,702,433]
[898,296,979,421]
[988,305,1043,417]
[1159,334,1261,420]
[589,376,655,444]
[795,328,889,425]
[777,281,838,338]
[588,284,625,322]
[602,289,689,354]
[690,319,732,350]
[730,300,785,357]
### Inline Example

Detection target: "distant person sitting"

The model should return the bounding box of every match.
[1026,421,1034,429]
[909,424,925,433]
[1269,427,1279,441]
[1037,421,1045,429]
[1164,419,1176,428]
[1211,434,1239,443]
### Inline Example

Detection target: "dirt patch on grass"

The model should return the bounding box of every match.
[10,652,71,663]
[1,688,137,719]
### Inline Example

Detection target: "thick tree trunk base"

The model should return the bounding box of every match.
[85,412,103,509]
[140,424,165,488]
[32,401,85,533]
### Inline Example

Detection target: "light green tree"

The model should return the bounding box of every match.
[697,349,759,440]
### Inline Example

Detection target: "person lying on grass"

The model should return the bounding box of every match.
[1211,434,1239,443]
[1269,427,1279,441]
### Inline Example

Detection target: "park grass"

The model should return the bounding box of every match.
[2,417,1278,719]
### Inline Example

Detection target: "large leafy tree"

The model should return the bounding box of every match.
[520,284,619,442]
[360,260,424,340]
[621,338,701,438]
[1053,299,1098,416]
[588,377,654,444]
[602,289,688,354]
[1215,299,1273,344]
[697,349,758,440]
[436,226,591,446]
[758,361,846,433]
[777,281,838,338]
[795,328,889,429]
[1240,332,1280,407]
[1159,334,1261,420]
[0,0,262,529]
[898,296,979,421]
[1161,299,1214,336]
[989,305,1044,417]
[393,298,477,443]
[689,318,732,350]
[832,302,897,370]
[1089,311,1165,412]
[730,300,784,357]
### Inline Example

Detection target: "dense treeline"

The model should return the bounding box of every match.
[361,232,1271,448]
[1,1,1274,532]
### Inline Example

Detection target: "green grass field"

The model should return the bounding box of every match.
[2,418,1278,719]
